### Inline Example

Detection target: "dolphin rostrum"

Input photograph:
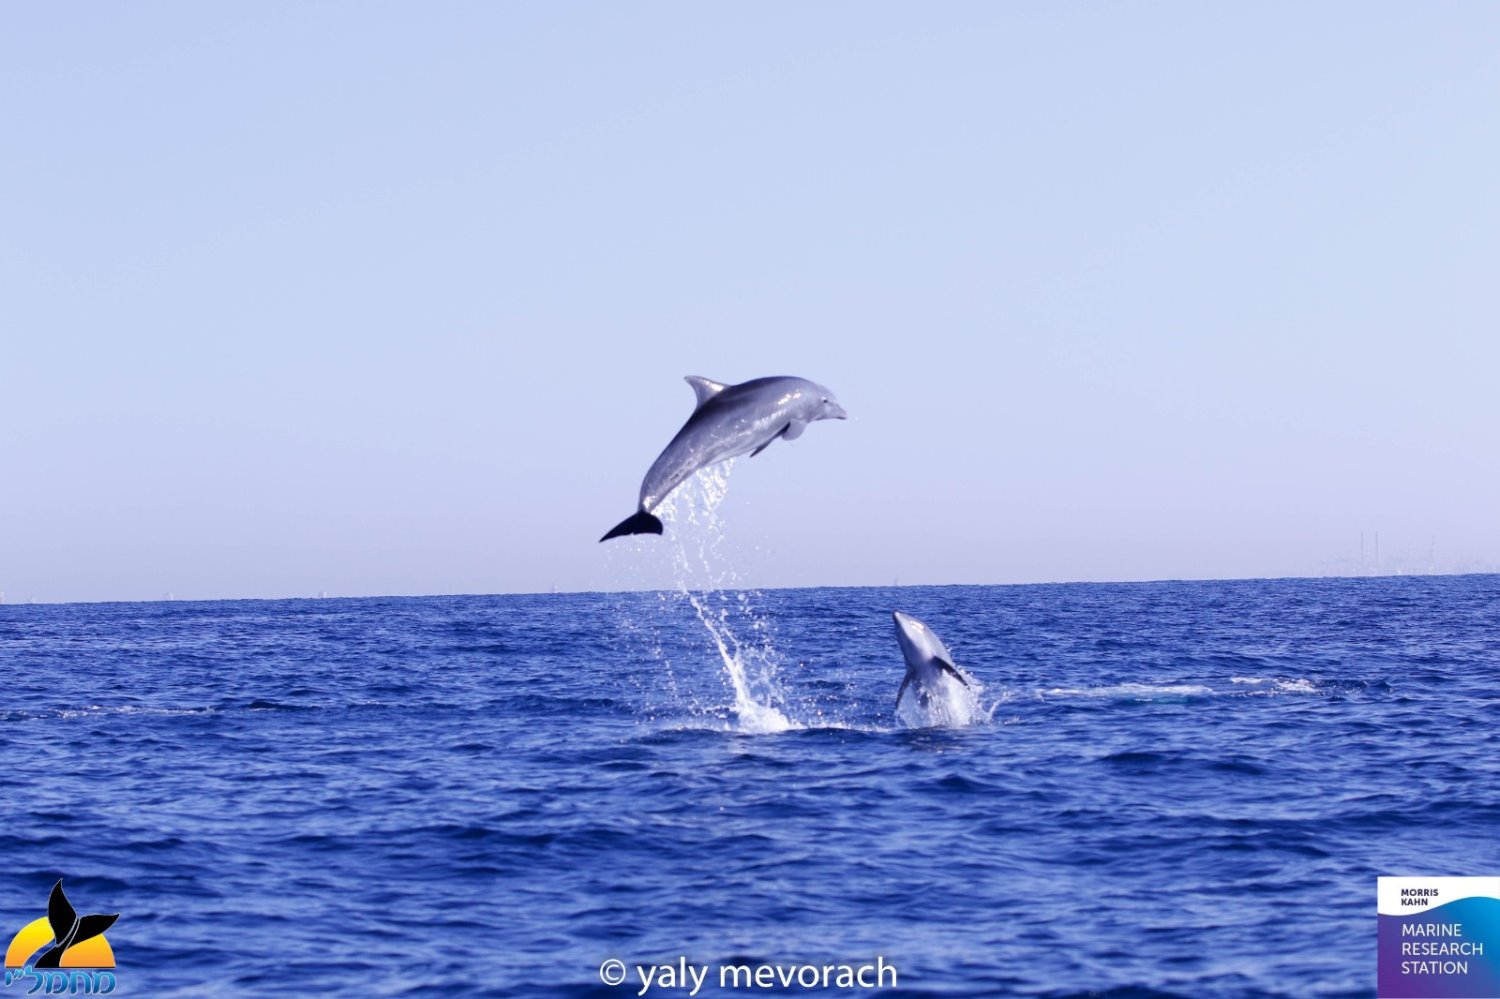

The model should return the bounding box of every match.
[600,375,847,542]
[893,611,979,720]
[34,880,118,969]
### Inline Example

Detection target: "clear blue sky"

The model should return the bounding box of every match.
[4,3,1497,603]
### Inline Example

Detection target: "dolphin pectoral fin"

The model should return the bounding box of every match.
[749,425,788,458]
[600,511,665,542]
[684,376,728,409]
[936,658,971,687]
[751,420,801,457]
[895,674,913,712]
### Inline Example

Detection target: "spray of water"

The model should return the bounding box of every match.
[609,467,1010,733]
[651,462,798,733]
[895,673,992,729]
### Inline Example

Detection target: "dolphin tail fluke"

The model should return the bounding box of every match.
[600,511,664,542]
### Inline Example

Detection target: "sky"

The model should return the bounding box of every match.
[3,3,1497,603]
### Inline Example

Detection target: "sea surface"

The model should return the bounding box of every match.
[3,569,1499,998]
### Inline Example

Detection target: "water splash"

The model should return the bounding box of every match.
[895,673,993,729]
[652,463,797,734]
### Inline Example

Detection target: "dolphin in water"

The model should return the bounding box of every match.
[892,611,984,727]
[34,880,118,969]
[600,375,847,542]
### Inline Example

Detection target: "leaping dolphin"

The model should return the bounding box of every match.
[600,375,847,542]
[893,611,982,726]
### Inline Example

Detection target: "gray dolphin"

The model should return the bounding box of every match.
[893,611,975,713]
[600,375,847,542]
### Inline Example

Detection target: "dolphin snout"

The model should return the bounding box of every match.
[828,403,848,420]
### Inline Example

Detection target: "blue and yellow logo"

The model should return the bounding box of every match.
[4,881,117,995]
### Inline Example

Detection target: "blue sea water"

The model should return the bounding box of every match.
[3,571,1499,998]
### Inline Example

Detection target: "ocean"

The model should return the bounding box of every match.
[3,570,1498,998]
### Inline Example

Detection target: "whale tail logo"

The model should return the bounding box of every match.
[36,881,118,969]
[600,510,664,542]
[5,880,118,970]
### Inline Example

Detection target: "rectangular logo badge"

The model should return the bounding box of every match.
[1379,877,1500,998]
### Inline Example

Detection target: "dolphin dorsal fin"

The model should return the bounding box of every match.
[684,376,728,409]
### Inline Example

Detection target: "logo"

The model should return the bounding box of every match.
[4,881,118,995]
[1378,876,1500,999]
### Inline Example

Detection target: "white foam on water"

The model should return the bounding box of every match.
[896,672,993,730]
[1230,676,1321,695]
[0,703,224,724]
[1037,678,1322,701]
[1038,682,1217,699]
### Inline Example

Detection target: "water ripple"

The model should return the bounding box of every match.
[1,575,1497,997]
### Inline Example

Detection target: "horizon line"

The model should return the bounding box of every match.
[3,569,1496,609]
